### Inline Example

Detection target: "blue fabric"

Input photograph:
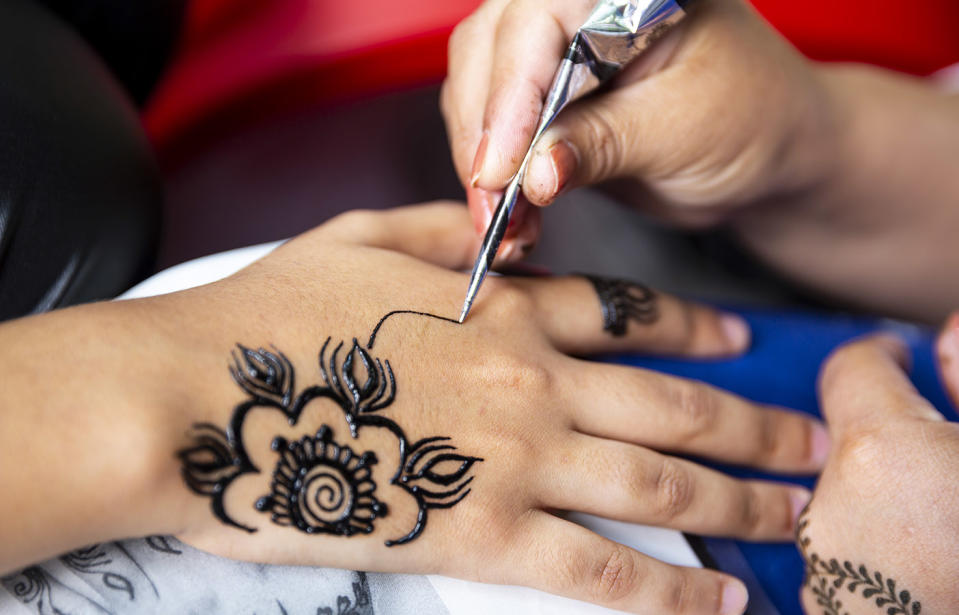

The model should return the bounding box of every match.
[611,307,957,615]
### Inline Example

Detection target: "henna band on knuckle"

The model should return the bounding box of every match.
[581,275,660,337]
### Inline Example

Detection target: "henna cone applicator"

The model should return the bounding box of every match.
[458,0,698,323]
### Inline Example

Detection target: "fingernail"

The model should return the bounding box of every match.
[470,131,490,187]
[719,314,751,351]
[467,188,496,234]
[809,423,831,466]
[789,489,812,528]
[526,139,578,204]
[720,579,749,615]
[498,241,517,263]
[937,316,959,402]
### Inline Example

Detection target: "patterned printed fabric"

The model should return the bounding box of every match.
[1,537,448,615]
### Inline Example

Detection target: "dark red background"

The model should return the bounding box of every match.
[144,0,959,168]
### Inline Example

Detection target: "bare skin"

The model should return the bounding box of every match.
[0,203,831,615]
[442,0,959,321]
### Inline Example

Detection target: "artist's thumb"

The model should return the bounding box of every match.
[521,85,677,206]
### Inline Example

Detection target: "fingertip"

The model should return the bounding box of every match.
[808,422,831,467]
[720,577,749,615]
[525,139,579,205]
[788,488,813,530]
[718,313,751,354]
[936,312,959,404]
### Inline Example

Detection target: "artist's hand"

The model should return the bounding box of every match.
[796,334,959,614]
[442,0,835,258]
[136,202,831,615]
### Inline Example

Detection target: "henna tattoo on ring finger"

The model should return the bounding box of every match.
[581,275,659,337]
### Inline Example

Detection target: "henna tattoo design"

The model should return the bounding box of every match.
[178,310,482,546]
[367,310,460,349]
[254,427,387,536]
[797,508,922,615]
[582,275,659,337]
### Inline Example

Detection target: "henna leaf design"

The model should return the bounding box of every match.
[318,337,395,435]
[386,436,483,546]
[797,508,922,615]
[230,345,294,408]
[399,437,481,507]
[177,424,239,496]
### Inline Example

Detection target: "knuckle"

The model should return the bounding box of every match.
[448,18,474,56]
[664,573,693,614]
[321,209,381,240]
[755,411,781,462]
[488,281,536,318]
[652,458,694,521]
[487,351,554,395]
[669,383,720,443]
[578,107,624,179]
[739,485,763,534]
[836,428,888,475]
[590,545,638,604]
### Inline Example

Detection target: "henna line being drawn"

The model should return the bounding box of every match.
[797,507,922,615]
[367,310,459,348]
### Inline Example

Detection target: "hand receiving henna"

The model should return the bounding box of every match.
[0,203,826,615]
[796,334,959,614]
[146,202,827,615]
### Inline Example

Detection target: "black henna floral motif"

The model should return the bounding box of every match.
[388,437,483,546]
[254,426,387,536]
[231,345,295,408]
[582,275,659,337]
[318,337,395,436]
[797,507,922,615]
[176,309,482,546]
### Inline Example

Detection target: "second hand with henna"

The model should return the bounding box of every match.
[458,0,698,323]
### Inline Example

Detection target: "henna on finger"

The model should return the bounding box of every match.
[581,275,659,337]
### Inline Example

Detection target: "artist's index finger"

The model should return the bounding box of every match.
[474,0,592,190]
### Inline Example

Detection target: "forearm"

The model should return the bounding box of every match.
[734,63,959,322]
[0,300,191,574]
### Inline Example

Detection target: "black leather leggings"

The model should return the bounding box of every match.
[0,0,184,321]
